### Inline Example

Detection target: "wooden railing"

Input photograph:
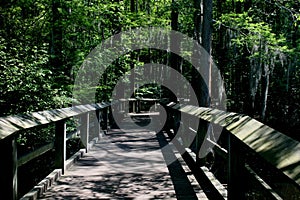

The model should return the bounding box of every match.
[1,99,299,199]
[0,102,112,200]
[119,98,159,113]
[162,102,300,200]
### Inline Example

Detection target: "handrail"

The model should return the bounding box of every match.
[164,102,300,199]
[2,99,299,199]
[0,102,111,140]
[0,102,112,200]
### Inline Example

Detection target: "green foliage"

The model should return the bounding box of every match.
[1,0,299,153]
[218,12,289,55]
[214,1,300,137]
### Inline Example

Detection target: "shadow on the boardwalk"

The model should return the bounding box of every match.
[40,172,176,199]
[39,118,199,199]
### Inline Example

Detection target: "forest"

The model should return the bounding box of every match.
[1,0,300,198]
[1,0,299,138]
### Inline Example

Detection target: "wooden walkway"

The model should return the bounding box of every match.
[39,117,207,199]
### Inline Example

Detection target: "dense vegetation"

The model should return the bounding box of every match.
[1,0,299,139]
[1,0,299,198]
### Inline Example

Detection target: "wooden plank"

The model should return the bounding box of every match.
[18,142,54,167]
[20,169,62,200]
[0,102,112,140]
[166,128,227,200]
[66,130,79,139]
[228,133,245,199]
[80,113,89,153]
[168,103,300,187]
[245,164,283,200]
[0,137,18,200]
[127,112,160,117]
[126,98,159,101]
[54,120,66,174]
[184,148,227,199]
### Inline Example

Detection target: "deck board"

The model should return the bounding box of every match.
[39,119,203,199]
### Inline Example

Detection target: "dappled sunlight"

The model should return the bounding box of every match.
[37,118,199,199]
[0,103,111,140]
[169,103,300,187]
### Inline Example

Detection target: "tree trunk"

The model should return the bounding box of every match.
[50,0,63,86]
[191,0,213,165]
[170,0,181,101]
[261,62,269,122]
[201,0,212,102]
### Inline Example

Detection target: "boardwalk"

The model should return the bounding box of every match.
[39,117,206,199]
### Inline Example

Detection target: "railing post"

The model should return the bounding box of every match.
[95,110,101,137]
[55,120,66,174]
[194,119,209,166]
[228,133,245,199]
[80,112,89,153]
[102,107,108,134]
[133,99,136,113]
[0,137,18,200]
[137,99,141,113]
[108,106,114,127]
[163,105,172,134]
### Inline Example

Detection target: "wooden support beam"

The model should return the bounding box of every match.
[102,107,108,133]
[0,137,18,199]
[54,120,66,174]
[18,142,54,167]
[0,102,112,140]
[228,133,245,199]
[245,164,283,200]
[167,103,300,188]
[80,113,89,153]
[95,110,101,138]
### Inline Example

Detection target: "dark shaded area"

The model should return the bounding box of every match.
[156,131,198,199]
[37,118,200,199]
[18,138,82,198]
[40,173,176,200]
[18,150,55,197]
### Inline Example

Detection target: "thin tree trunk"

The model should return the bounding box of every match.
[50,0,63,88]
[170,0,181,101]
[261,62,269,122]
[201,0,212,103]
[194,0,201,44]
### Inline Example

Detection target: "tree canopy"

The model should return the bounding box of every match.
[0,0,299,139]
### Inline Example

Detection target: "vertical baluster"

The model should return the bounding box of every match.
[228,133,245,199]
[95,110,101,138]
[0,137,18,199]
[137,99,141,113]
[108,106,114,127]
[80,112,89,153]
[102,107,108,134]
[55,120,66,174]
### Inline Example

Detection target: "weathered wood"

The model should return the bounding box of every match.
[20,169,62,200]
[127,112,160,117]
[54,120,66,174]
[102,107,108,132]
[0,137,18,200]
[189,126,228,159]
[95,110,101,137]
[0,102,111,140]
[66,130,79,139]
[228,133,245,199]
[80,112,89,153]
[168,103,300,187]
[245,164,283,200]
[167,131,227,200]
[18,142,54,167]
[0,101,113,200]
